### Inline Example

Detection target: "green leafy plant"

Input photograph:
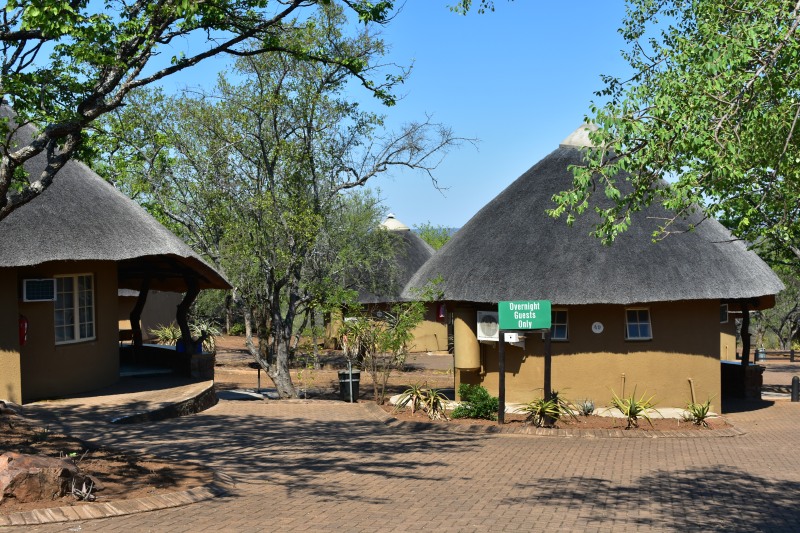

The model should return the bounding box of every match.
[519,390,578,428]
[575,398,595,417]
[609,388,659,429]
[451,384,499,421]
[228,323,245,336]
[189,318,222,353]
[421,388,450,421]
[149,323,181,346]
[395,383,428,415]
[683,398,715,428]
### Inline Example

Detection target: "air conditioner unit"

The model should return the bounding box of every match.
[23,279,57,302]
[476,311,499,342]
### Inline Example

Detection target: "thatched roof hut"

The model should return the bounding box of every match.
[0,108,229,292]
[404,126,783,305]
[358,214,434,304]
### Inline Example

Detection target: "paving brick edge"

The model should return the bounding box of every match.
[110,382,218,424]
[362,403,746,438]
[0,471,232,527]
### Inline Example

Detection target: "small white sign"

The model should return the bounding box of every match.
[592,322,604,334]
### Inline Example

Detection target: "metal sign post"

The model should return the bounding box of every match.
[496,300,552,425]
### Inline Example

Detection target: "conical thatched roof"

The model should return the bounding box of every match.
[403,127,783,305]
[0,108,229,292]
[358,214,435,304]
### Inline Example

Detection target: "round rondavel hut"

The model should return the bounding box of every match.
[0,108,230,404]
[357,214,448,352]
[402,126,784,408]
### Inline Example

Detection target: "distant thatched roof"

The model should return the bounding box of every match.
[359,214,435,304]
[403,126,783,305]
[0,108,230,292]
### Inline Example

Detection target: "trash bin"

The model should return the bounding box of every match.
[756,348,767,362]
[338,370,360,402]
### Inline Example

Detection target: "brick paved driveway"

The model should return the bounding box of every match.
[18,399,800,533]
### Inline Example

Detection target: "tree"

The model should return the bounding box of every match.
[414,221,452,250]
[92,6,464,398]
[752,269,800,350]
[550,1,800,272]
[0,0,408,221]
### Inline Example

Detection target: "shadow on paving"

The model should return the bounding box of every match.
[508,466,800,531]
[24,401,485,505]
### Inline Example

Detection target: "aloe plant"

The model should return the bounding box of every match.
[683,398,714,428]
[519,390,578,428]
[609,387,659,429]
[421,388,450,421]
[395,383,428,415]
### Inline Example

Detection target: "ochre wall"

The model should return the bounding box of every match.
[118,290,182,341]
[17,261,119,403]
[454,300,723,409]
[0,269,22,403]
[408,303,448,352]
[720,319,738,361]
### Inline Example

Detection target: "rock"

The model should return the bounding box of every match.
[0,400,21,417]
[0,452,92,503]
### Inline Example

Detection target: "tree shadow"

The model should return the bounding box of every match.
[507,466,800,531]
[22,399,485,505]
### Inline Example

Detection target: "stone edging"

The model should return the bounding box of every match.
[0,472,231,527]
[110,383,218,424]
[362,403,745,438]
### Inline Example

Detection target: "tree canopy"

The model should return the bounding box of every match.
[550,0,800,270]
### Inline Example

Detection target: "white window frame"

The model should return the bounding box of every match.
[54,273,96,345]
[551,309,568,341]
[625,308,652,341]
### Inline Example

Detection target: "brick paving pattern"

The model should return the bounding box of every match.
[3,393,799,532]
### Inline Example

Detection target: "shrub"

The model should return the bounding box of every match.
[519,390,578,428]
[575,398,595,416]
[609,387,659,429]
[150,323,181,346]
[228,323,246,336]
[683,399,714,428]
[451,384,499,421]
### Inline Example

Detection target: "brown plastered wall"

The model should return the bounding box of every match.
[0,269,22,403]
[408,303,448,352]
[453,300,723,409]
[720,319,738,361]
[119,290,181,341]
[18,261,119,403]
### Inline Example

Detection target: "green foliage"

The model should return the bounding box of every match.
[395,383,428,415]
[575,398,596,417]
[189,319,222,354]
[395,384,450,420]
[683,399,714,428]
[752,269,800,350]
[549,0,800,271]
[339,299,427,404]
[1,0,409,220]
[149,323,181,346]
[228,323,246,336]
[519,390,578,428]
[609,388,659,429]
[451,384,498,421]
[413,222,452,250]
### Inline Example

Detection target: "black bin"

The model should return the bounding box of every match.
[339,370,360,402]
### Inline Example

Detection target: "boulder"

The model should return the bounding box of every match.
[0,452,90,503]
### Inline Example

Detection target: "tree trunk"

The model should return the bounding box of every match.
[267,334,297,398]
[741,302,751,396]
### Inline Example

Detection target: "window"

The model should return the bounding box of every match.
[54,274,95,344]
[720,304,729,324]
[551,309,568,341]
[625,308,652,340]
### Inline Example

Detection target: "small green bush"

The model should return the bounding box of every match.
[683,398,714,428]
[228,323,246,336]
[451,384,499,421]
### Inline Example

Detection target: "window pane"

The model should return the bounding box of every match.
[640,323,651,339]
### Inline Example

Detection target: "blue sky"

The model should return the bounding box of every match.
[159,2,632,230]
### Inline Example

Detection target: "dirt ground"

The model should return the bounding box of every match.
[0,411,211,514]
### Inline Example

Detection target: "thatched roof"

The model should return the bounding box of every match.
[358,214,435,304]
[403,126,783,305]
[0,108,230,292]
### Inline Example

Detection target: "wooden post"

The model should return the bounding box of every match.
[498,330,505,425]
[129,276,150,349]
[740,301,751,396]
[176,277,200,354]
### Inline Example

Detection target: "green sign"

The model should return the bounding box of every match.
[498,300,551,330]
